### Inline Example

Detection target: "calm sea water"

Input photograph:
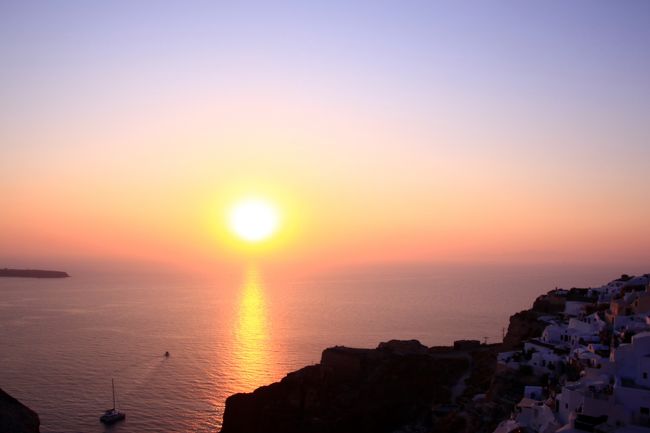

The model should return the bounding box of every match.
[0,263,639,432]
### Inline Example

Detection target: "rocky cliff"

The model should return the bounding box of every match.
[0,388,40,433]
[500,291,563,351]
[221,340,480,433]
[500,309,547,351]
[221,292,557,433]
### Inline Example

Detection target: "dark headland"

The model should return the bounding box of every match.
[0,268,69,278]
[219,299,549,433]
[0,388,40,433]
[220,273,644,433]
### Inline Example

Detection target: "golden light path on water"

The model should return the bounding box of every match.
[231,266,279,393]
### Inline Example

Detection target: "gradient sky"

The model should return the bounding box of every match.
[1,1,649,272]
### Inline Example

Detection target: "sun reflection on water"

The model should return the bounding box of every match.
[231,266,277,392]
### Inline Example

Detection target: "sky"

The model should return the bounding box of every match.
[1,1,649,273]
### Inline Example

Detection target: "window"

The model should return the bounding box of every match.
[644,372,648,379]
[565,403,569,409]
[641,407,649,415]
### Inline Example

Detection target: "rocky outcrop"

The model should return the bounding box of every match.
[500,291,562,352]
[221,289,561,433]
[532,292,566,314]
[453,340,482,351]
[378,339,430,356]
[0,388,40,433]
[501,309,547,351]
[221,341,472,433]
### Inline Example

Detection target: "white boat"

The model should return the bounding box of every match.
[99,379,126,424]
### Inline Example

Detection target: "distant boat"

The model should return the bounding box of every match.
[99,379,126,424]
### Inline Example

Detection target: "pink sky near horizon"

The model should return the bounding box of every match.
[1,2,649,273]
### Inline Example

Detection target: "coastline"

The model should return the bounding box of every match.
[220,273,650,433]
[0,388,40,433]
[219,288,555,433]
[5,272,649,433]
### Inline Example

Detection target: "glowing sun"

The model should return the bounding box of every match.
[229,199,280,242]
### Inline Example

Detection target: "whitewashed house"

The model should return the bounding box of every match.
[514,397,560,433]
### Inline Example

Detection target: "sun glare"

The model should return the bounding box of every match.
[229,199,280,242]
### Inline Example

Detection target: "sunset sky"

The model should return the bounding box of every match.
[1,1,649,272]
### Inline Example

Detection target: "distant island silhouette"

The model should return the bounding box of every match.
[0,268,69,278]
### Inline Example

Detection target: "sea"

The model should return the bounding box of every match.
[0,262,641,432]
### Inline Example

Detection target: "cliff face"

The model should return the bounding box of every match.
[0,388,40,433]
[430,296,556,433]
[467,292,559,432]
[500,291,561,351]
[501,309,547,351]
[221,292,557,433]
[221,340,471,433]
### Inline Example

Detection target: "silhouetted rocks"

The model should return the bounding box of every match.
[500,291,561,351]
[452,340,481,351]
[500,310,546,351]
[221,289,565,433]
[221,341,473,433]
[377,339,429,355]
[531,291,566,314]
[0,268,69,278]
[0,388,40,433]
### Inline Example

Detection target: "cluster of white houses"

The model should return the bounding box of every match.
[493,274,650,433]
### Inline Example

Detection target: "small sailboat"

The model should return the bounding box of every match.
[99,378,126,424]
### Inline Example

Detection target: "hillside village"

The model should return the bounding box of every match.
[492,273,650,433]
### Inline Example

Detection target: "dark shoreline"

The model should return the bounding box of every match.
[0,388,40,433]
[218,290,556,433]
[0,268,69,278]
[218,273,650,433]
[0,285,553,433]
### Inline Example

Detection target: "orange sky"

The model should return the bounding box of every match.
[2,2,649,273]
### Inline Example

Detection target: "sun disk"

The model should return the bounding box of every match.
[229,199,280,242]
